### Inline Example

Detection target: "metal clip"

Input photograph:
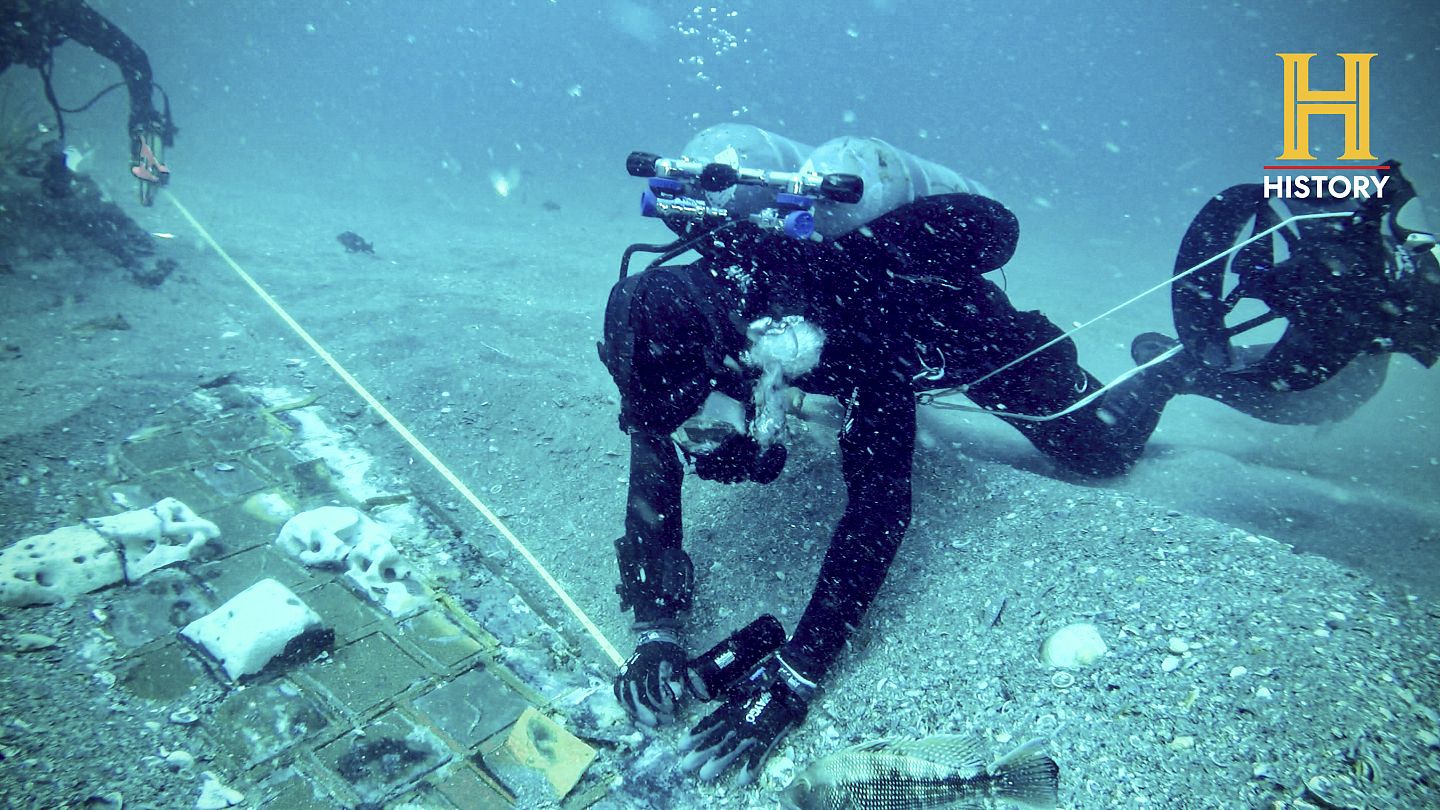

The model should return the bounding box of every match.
[913,344,946,383]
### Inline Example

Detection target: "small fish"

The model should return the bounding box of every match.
[780,735,1059,810]
[336,231,374,254]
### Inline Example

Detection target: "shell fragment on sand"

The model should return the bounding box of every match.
[1039,622,1108,668]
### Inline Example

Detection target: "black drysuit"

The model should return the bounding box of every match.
[1,0,162,159]
[600,193,1166,681]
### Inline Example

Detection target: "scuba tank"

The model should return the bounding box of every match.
[626,124,993,245]
[800,135,994,238]
[679,124,815,226]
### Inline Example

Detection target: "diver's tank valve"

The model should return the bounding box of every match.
[628,149,859,240]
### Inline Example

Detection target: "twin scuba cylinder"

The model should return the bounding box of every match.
[627,123,994,241]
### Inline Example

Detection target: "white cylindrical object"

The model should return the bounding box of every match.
[801,136,993,238]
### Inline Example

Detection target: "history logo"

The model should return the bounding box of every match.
[1263,52,1390,200]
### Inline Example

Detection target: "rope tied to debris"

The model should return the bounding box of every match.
[162,189,624,668]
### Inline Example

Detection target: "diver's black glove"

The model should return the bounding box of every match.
[677,652,814,784]
[614,625,688,727]
[693,434,787,485]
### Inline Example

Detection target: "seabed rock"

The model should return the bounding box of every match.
[194,771,244,809]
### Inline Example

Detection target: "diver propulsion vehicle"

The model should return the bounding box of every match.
[626,124,994,243]
[1162,161,1439,424]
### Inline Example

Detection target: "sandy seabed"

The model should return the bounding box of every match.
[1,163,1437,809]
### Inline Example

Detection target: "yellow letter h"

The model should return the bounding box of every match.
[1277,53,1376,161]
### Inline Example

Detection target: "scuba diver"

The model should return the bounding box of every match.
[596,124,1439,785]
[2,0,176,204]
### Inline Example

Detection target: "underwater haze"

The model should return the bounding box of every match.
[104,3,1438,196]
[87,0,1440,589]
[9,1,1440,807]
[88,2,1439,211]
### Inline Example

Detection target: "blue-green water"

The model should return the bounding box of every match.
[10,2,1439,807]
